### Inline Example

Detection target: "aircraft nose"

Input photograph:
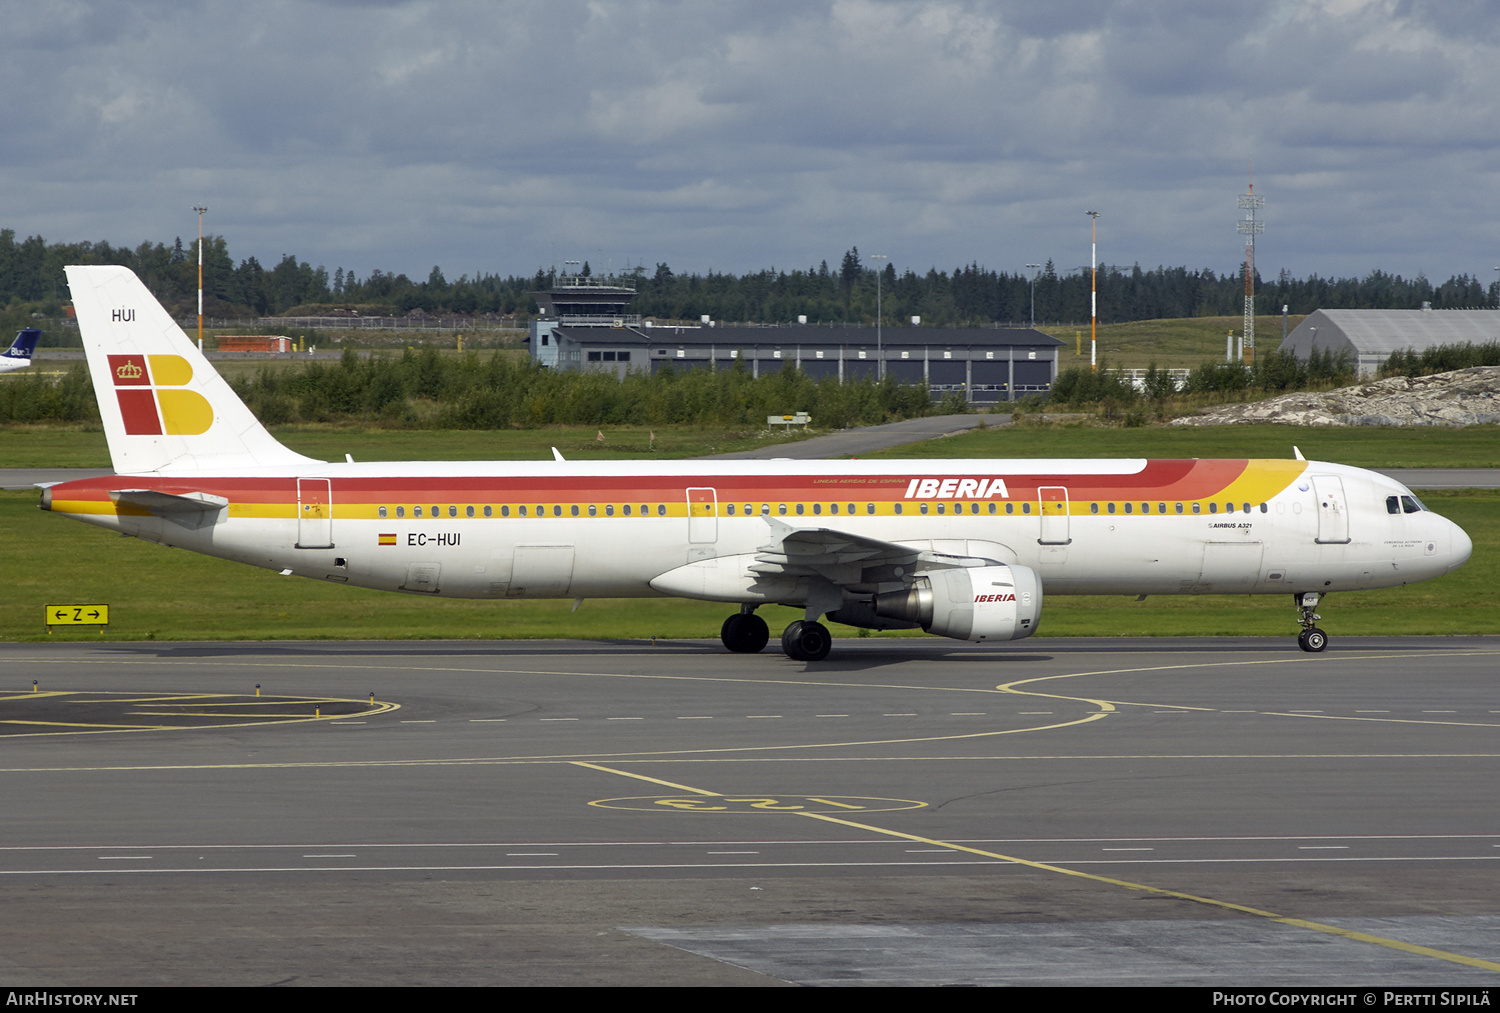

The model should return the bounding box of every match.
[1446,519,1473,573]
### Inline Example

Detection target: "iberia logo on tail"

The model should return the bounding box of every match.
[107,354,215,436]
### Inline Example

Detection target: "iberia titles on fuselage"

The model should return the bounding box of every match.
[39,266,1472,661]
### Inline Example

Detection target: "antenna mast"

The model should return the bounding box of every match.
[1236,170,1264,365]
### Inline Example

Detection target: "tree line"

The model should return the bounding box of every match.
[0,349,938,430]
[5,227,1498,327]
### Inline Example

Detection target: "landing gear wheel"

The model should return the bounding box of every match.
[1298,627,1328,653]
[720,613,769,654]
[1294,592,1328,653]
[781,620,832,662]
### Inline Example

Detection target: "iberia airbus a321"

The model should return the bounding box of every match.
[39,266,1471,659]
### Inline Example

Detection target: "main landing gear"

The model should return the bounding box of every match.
[781,620,833,662]
[720,608,770,654]
[1295,592,1328,653]
[719,607,832,661]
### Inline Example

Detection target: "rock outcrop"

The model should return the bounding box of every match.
[1170,366,1500,427]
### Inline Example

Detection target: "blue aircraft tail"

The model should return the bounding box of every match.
[3,329,40,360]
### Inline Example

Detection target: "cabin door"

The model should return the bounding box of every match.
[686,487,718,561]
[1037,486,1071,545]
[296,478,334,549]
[1312,476,1351,544]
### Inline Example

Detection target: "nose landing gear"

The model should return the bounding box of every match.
[1295,592,1328,652]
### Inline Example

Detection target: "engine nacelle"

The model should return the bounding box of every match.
[870,564,1042,642]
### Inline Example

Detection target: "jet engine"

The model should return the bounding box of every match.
[830,564,1042,643]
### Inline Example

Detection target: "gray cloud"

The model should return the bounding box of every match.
[2,0,1496,285]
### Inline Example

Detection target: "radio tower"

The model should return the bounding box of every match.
[1236,171,1264,365]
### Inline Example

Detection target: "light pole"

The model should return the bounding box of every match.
[871,253,887,380]
[1026,263,1040,328]
[1086,210,1100,372]
[193,206,208,349]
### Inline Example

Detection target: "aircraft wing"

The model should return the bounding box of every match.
[751,516,999,588]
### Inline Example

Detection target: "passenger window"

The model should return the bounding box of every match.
[1090,503,1099,514]
[657,504,666,516]
[1208,503,1217,514]
[414,506,423,518]
[1158,503,1167,514]
[432,505,439,517]
[1124,502,1133,514]
[642,504,650,516]
[865,504,873,514]
[936,503,945,515]
[587,505,596,517]
[920,503,929,515]
[1174,503,1183,514]
[813,503,822,515]
[761,504,769,515]
[988,502,996,514]
[396,506,405,518]
[1022,503,1031,515]
[1259,503,1268,513]
[1192,503,1201,514]
[466,505,475,518]
[1224,502,1233,514]
[500,506,509,517]
[726,503,735,515]
[795,503,804,515]
[829,503,838,514]
[378,506,387,518]
[1141,503,1150,514]
[894,503,903,515]
[1107,502,1116,514]
[623,505,631,516]
[449,505,458,518]
[605,504,614,516]
[518,506,527,517]
[553,505,562,517]
[778,504,787,515]
[1005,503,1014,515]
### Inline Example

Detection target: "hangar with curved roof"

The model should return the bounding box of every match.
[1282,308,1500,377]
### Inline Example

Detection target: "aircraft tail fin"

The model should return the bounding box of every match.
[65,265,322,474]
[4,328,40,361]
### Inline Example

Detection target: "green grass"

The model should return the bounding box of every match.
[1040,315,1298,371]
[6,489,1493,643]
[0,423,816,468]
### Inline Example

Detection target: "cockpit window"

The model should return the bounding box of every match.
[1401,495,1424,514]
[1386,495,1401,515]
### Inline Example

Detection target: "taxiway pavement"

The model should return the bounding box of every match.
[2,637,1498,986]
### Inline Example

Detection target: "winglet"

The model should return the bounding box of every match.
[1293,446,1305,461]
[552,447,566,462]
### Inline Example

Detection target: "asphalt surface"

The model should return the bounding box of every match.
[3,636,1498,986]
[705,413,994,459]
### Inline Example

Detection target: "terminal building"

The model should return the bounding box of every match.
[528,276,1062,403]
[1282,307,1500,377]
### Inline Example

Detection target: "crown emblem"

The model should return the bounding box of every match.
[115,362,143,380]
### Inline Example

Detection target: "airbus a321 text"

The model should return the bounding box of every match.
[39,266,1471,659]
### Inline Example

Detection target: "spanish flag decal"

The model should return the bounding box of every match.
[378,533,397,546]
[107,354,214,436]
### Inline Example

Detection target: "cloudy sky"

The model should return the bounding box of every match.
[4,0,1497,284]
